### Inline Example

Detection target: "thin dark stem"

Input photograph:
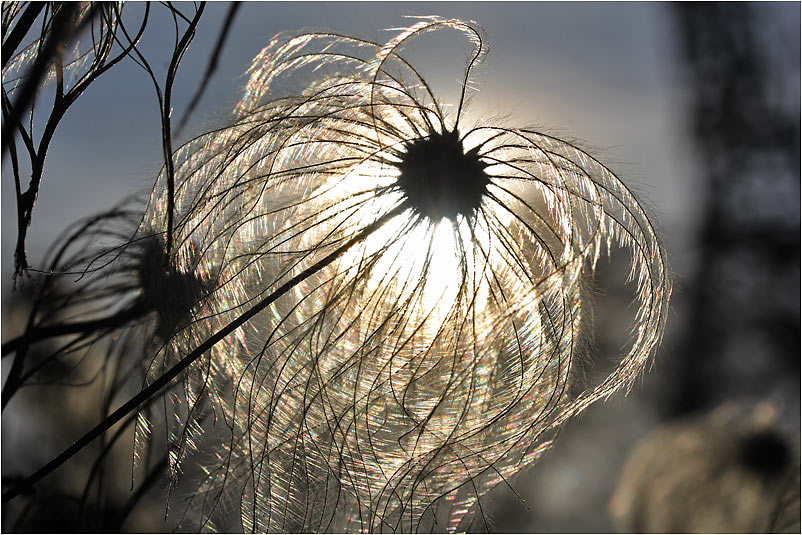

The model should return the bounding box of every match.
[175,2,240,136]
[1,87,36,163]
[162,3,206,257]
[0,302,147,409]
[1,302,147,358]
[1,204,403,504]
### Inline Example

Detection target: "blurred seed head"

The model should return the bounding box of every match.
[134,235,209,342]
[610,402,800,534]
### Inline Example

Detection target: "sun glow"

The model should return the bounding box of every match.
[332,158,493,322]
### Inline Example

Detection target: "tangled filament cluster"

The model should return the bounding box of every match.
[137,17,670,532]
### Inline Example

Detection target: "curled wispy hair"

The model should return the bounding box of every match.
[138,16,670,532]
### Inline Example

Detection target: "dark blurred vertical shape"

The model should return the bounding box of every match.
[670,3,800,416]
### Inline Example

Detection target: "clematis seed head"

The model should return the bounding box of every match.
[137,16,672,532]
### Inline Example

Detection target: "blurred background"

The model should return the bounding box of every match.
[2,2,799,532]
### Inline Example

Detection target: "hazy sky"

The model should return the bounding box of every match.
[2,2,706,294]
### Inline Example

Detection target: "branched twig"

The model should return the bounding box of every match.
[1,303,148,359]
[3,3,150,283]
[5,3,85,278]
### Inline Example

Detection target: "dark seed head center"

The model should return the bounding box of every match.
[395,129,489,221]
[738,430,790,478]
